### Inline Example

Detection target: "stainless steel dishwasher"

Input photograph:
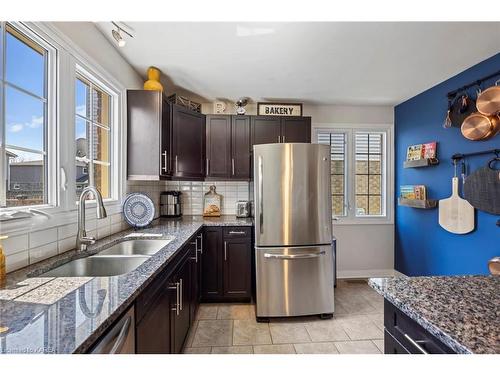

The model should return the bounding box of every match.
[90,306,135,354]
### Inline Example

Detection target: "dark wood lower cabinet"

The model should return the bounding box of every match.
[202,226,252,303]
[170,254,191,354]
[223,231,252,299]
[383,299,455,354]
[135,269,172,354]
[201,227,224,300]
[384,329,410,354]
[189,238,201,324]
[134,226,252,354]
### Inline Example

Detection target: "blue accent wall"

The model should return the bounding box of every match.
[395,53,500,276]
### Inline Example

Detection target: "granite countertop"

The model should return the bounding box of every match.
[369,276,500,354]
[0,215,252,354]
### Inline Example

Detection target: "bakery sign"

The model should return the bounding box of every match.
[257,102,303,117]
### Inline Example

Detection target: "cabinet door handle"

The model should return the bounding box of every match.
[258,155,264,234]
[403,333,429,354]
[190,240,198,263]
[179,278,183,311]
[175,155,178,174]
[228,230,245,235]
[197,234,203,254]
[224,241,227,261]
[161,151,168,172]
[277,135,280,143]
[169,282,180,316]
[282,135,285,143]
[206,158,209,174]
[231,158,235,175]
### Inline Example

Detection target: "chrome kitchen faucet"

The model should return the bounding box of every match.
[76,186,107,251]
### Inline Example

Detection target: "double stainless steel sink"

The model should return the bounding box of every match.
[40,238,174,277]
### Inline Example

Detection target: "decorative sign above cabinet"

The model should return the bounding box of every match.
[257,102,302,117]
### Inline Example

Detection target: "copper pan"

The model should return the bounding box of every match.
[476,80,500,116]
[461,112,500,141]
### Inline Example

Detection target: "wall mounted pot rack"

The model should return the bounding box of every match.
[451,148,500,228]
[446,70,500,99]
[451,148,500,162]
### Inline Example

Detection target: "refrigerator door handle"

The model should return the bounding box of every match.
[258,155,264,234]
[263,251,326,259]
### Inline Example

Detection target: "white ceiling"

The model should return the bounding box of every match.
[96,22,500,105]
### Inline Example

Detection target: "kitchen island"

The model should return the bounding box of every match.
[369,276,500,354]
[0,216,252,354]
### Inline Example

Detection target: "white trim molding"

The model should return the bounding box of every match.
[313,122,394,225]
[0,22,127,235]
[338,269,397,279]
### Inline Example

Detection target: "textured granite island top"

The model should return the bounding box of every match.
[369,276,500,354]
[0,216,252,354]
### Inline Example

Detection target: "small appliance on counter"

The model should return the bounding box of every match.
[160,191,182,218]
[236,201,252,218]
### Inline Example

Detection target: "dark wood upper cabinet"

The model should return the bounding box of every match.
[128,90,309,182]
[206,115,231,178]
[127,90,165,180]
[250,116,311,150]
[231,116,251,179]
[205,115,251,180]
[171,105,206,179]
[251,116,282,146]
[281,116,311,143]
[127,90,205,181]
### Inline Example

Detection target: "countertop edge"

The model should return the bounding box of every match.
[0,216,253,354]
[368,278,472,354]
[74,219,253,353]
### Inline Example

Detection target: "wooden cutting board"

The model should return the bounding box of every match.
[439,177,475,234]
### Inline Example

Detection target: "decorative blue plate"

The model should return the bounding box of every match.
[122,193,155,228]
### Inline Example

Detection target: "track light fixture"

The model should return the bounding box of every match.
[111,22,133,47]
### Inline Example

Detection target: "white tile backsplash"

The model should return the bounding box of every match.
[57,223,78,240]
[2,179,250,274]
[3,208,129,274]
[5,251,29,273]
[29,228,58,248]
[29,243,58,263]
[164,180,251,215]
[58,237,75,254]
[2,234,29,256]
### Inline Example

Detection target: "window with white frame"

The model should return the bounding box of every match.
[0,22,122,226]
[316,127,389,221]
[0,23,55,208]
[74,72,113,201]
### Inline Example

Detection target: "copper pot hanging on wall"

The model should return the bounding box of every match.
[461,112,500,141]
[476,80,500,116]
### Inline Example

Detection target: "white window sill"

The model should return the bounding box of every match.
[332,218,394,226]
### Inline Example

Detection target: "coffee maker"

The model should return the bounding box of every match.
[160,191,182,218]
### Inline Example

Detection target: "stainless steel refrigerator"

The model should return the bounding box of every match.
[253,143,335,319]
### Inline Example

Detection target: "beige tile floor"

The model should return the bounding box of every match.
[183,279,384,354]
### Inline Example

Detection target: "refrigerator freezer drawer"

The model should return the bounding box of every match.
[255,244,335,317]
